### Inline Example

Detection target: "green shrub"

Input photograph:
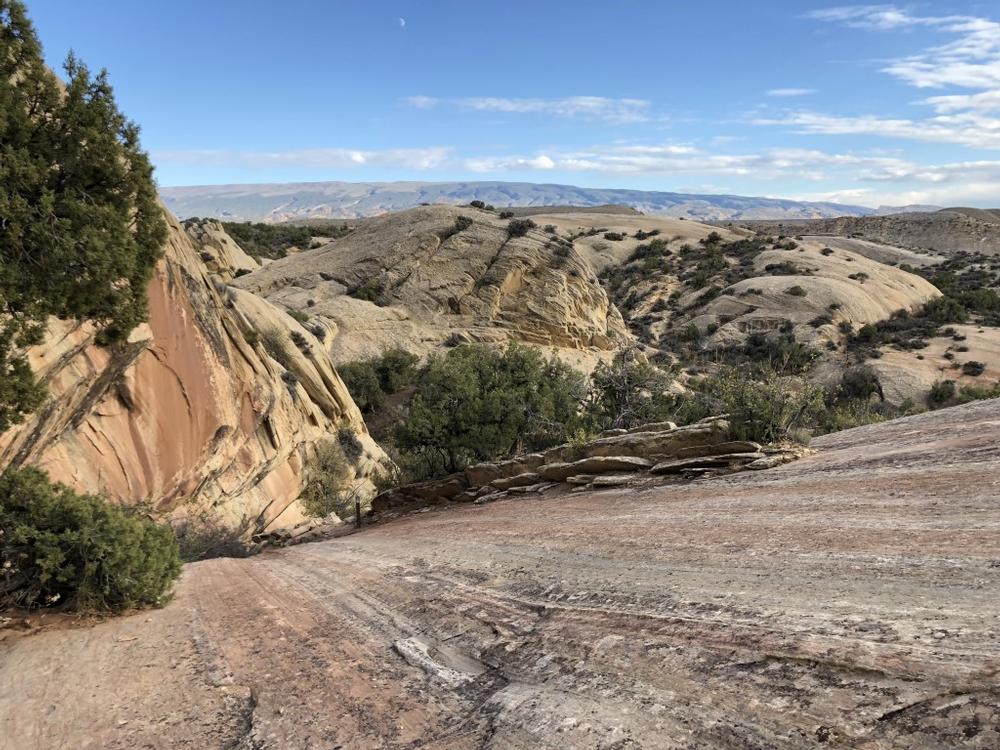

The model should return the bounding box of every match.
[962,360,986,376]
[453,215,473,233]
[714,368,824,443]
[287,309,310,324]
[0,468,180,611]
[0,4,168,433]
[506,218,537,238]
[222,221,350,260]
[838,366,884,402]
[339,348,420,414]
[603,232,625,241]
[299,441,358,520]
[347,277,388,305]
[339,360,384,412]
[394,343,586,479]
[928,380,957,405]
[586,348,676,430]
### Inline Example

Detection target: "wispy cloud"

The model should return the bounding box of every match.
[766,88,816,97]
[154,146,453,171]
[765,6,1000,149]
[461,144,910,180]
[754,111,1000,149]
[404,95,439,109]
[404,95,652,123]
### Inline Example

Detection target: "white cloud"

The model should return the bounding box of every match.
[769,6,1000,150]
[404,95,439,109]
[405,96,652,123]
[766,88,816,97]
[755,110,1000,149]
[154,147,453,171]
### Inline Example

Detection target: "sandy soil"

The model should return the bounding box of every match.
[2,400,999,749]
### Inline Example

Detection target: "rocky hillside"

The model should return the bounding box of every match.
[233,204,630,368]
[0,209,388,534]
[160,180,880,222]
[733,209,1000,257]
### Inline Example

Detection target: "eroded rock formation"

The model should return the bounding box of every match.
[0,211,387,534]
[233,205,630,367]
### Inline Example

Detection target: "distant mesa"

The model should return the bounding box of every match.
[159,180,934,223]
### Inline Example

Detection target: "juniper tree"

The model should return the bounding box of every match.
[0,0,166,432]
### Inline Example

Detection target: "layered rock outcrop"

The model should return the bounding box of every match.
[233,205,630,367]
[0,210,388,534]
[371,417,801,515]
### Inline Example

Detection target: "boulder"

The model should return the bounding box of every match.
[466,453,545,486]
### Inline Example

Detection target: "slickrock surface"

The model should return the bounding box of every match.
[0,210,387,533]
[2,400,999,748]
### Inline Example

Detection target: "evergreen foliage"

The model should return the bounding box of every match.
[0,467,180,611]
[0,1,167,432]
[393,344,586,477]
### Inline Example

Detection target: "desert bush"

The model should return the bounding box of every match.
[713,368,824,443]
[506,218,537,238]
[0,468,180,611]
[603,232,625,241]
[928,380,957,405]
[498,210,515,219]
[222,221,350,260]
[785,285,807,297]
[962,360,986,376]
[300,441,358,520]
[394,343,586,478]
[339,348,419,414]
[838,366,884,402]
[339,360,384,413]
[347,277,388,305]
[174,515,253,562]
[586,348,676,430]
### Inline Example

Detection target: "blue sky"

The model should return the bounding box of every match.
[25,1,1000,207]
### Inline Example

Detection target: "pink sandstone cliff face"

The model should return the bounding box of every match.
[0,210,387,534]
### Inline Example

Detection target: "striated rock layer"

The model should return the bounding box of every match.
[0,211,387,533]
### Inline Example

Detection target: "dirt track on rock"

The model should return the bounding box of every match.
[3,400,1000,749]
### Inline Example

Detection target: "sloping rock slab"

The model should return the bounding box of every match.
[674,441,761,459]
[650,452,765,475]
[491,473,542,491]
[580,421,731,460]
[540,456,653,482]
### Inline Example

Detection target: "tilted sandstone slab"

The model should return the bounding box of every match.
[539,456,654,482]
[0,209,388,534]
[650,453,766,474]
